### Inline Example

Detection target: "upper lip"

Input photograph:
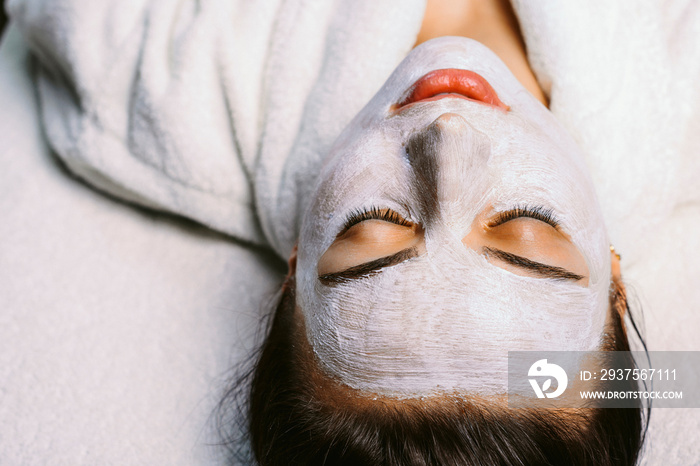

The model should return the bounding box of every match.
[394,68,509,112]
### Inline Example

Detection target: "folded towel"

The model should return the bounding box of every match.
[7,0,425,258]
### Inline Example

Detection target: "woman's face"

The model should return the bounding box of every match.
[296,38,611,397]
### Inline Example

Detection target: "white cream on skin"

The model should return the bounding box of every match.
[296,38,611,397]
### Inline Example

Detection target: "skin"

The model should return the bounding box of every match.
[416,0,548,106]
[287,0,615,392]
[316,1,583,285]
[318,205,590,287]
[294,38,612,395]
[289,248,619,291]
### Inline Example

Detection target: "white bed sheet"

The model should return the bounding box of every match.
[0,27,283,465]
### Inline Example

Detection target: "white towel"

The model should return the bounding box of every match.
[0,25,284,464]
[5,0,700,463]
[7,0,425,258]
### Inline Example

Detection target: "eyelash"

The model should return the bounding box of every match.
[488,205,559,229]
[340,207,414,235]
[339,205,557,235]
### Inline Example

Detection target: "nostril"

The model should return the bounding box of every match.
[434,112,469,130]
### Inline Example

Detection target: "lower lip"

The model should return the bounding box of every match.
[395,69,509,111]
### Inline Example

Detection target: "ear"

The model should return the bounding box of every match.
[610,246,626,316]
[611,247,622,283]
[282,245,298,292]
[287,244,298,278]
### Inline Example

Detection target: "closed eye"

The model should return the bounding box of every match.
[318,207,423,281]
[463,204,589,286]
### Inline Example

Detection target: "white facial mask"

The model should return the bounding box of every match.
[296,38,610,397]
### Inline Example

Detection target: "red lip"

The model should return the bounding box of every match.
[395,69,508,111]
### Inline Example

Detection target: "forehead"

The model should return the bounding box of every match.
[305,244,605,396]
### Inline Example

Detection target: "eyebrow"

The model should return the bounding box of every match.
[318,245,584,286]
[483,246,585,281]
[318,247,418,286]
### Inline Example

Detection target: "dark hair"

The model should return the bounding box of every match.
[219,278,646,465]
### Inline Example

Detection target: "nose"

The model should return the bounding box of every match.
[405,113,491,231]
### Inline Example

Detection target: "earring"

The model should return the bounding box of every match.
[610,245,621,261]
